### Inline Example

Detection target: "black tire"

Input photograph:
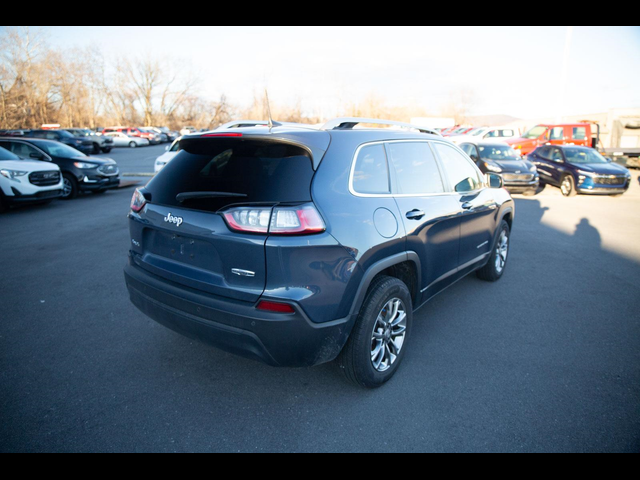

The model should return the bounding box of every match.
[477,220,510,282]
[337,275,413,389]
[92,143,101,154]
[129,141,137,148]
[101,147,112,153]
[61,174,78,200]
[560,174,577,197]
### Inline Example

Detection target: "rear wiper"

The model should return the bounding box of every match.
[176,191,248,203]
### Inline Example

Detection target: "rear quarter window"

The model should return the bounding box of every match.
[352,144,390,194]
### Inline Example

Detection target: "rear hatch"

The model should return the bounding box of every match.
[132,134,325,303]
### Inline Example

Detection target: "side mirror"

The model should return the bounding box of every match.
[470,154,479,162]
[486,173,503,189]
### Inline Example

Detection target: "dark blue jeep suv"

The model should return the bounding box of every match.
[124,118,515,388]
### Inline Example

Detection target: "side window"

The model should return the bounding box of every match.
[433,143,483,193]
[352,144,390,194]
[572,127,587,140]
[386,142,444,195]
[6,142,41,159]
[551,149,564,162]
[549,127,564,140]
[460,143,479,161]
[537,146,552,159]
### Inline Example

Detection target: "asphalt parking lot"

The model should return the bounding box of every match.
[95,144,166,175]
[1,148,639,452]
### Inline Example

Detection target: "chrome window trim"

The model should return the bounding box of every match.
[349,139,486,198]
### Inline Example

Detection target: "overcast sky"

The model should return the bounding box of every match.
[5,26,640,120]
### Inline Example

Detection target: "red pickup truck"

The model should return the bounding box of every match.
[506,123,592,155]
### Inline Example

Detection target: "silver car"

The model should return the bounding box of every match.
[104,132,150,148]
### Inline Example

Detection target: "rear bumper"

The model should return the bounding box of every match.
[124,258,355,367]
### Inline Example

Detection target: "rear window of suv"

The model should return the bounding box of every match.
[146,138,315,213]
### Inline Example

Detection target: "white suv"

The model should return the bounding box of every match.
[154,137,181,173]
[0,146,63,212]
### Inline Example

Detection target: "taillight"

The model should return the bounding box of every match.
[222,204,326,235]
[256,300,295,314]
[223,207,271,233]
[130,188,147,213]
[269,205,325,235]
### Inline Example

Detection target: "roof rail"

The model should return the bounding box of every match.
[321,117,441,136]
[215,120,282,130]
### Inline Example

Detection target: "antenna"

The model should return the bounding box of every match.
[264,89,274,131]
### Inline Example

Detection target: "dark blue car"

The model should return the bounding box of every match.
[527,145,631,197]
[124,118,515,388]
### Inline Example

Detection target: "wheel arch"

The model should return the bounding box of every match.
[349,252,421,316]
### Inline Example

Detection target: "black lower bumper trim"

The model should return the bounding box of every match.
[124,261,355,367]
[80,177,120,191]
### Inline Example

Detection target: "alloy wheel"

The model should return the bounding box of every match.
[371,298,407,373]
[495,229,509,274]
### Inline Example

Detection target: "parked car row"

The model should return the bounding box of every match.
[0,136,120,211]
[459,139,631,197]
[0,126,181,150]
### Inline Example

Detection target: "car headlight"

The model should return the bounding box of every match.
[0,169,28,181]
[74,162,98,169]
[484,162,502,173]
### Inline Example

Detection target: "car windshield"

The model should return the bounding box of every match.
[563,147,608,164]
[521,126,548,139]
[0,146,20,160]
[37,141,87,158]
[467,128,488,136]
[54,130,74,138]
[478,145,521,161]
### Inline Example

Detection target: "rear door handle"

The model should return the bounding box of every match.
[461,202,473,211]
[406,209,425,220]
